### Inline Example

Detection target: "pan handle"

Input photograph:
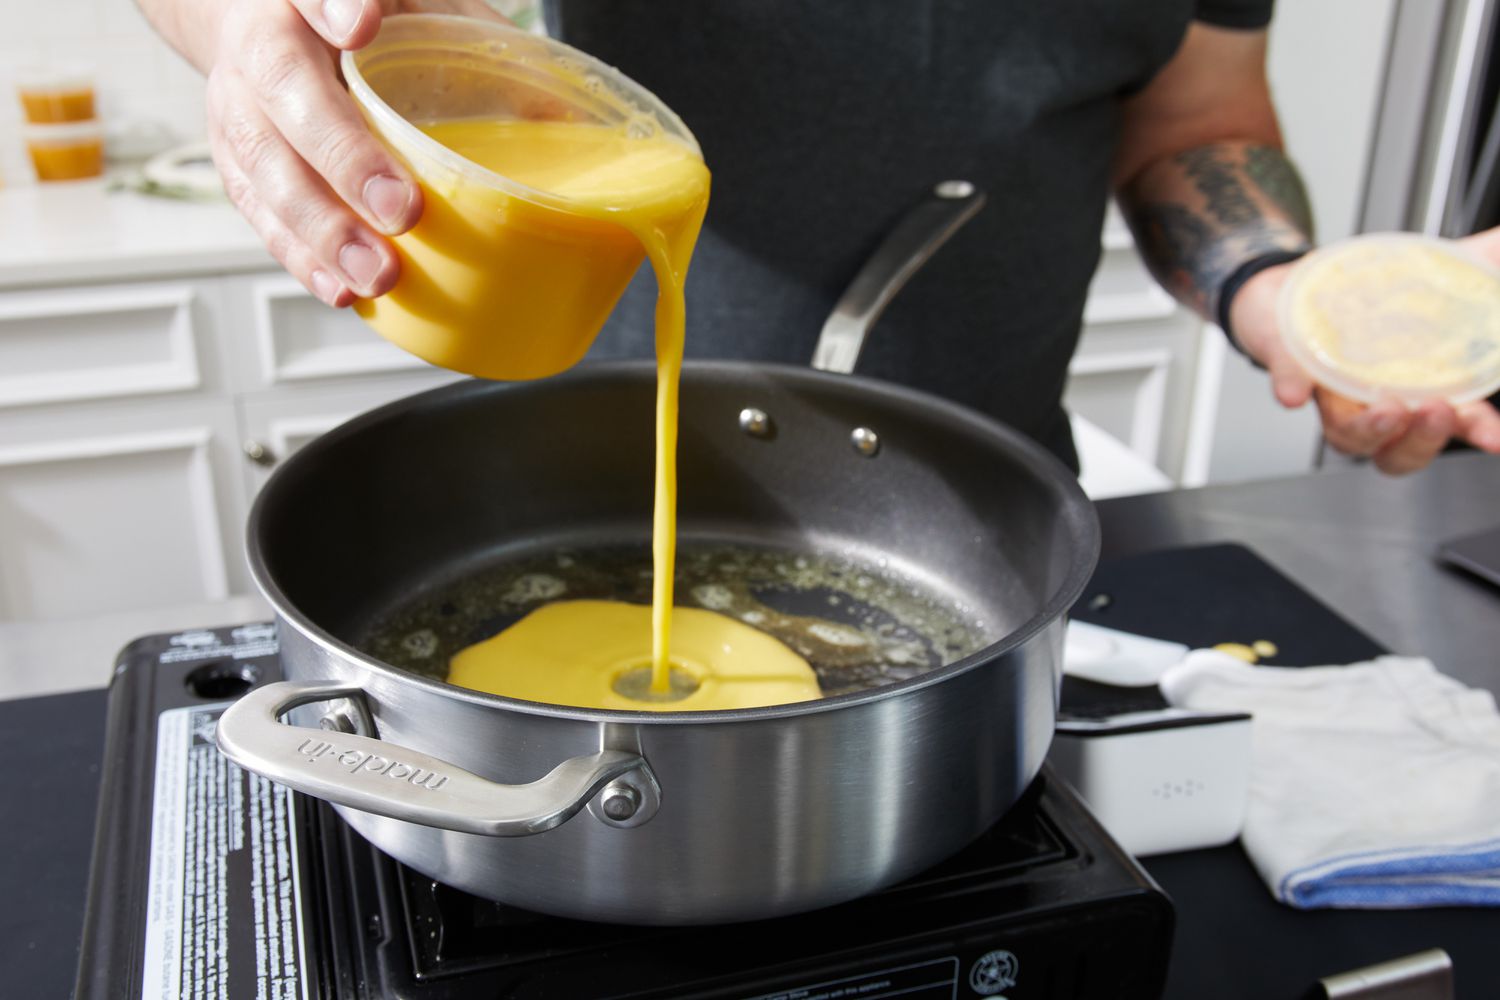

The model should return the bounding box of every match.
[215,680,654,836]
[810,179,986,375]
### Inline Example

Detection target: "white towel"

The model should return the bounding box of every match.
[1159,651,1500,909]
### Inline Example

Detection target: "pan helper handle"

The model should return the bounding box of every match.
[215,680,653,836]
[811,180,986,375]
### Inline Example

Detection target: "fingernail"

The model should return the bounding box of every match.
[1371,412,1398,435]
[322,0,361,41]
[310,268,343,305]
[339,241,381,293]
[364,174,412,232]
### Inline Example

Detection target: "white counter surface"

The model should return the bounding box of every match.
[0,180,271,289]
[0,594,273,700]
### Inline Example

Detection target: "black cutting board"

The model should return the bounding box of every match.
[1059,542,1386,720]
[1069,543,1497,1000]
[1070,542,1385,666]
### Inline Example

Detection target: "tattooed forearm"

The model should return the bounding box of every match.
[1129,203,1240,310]
[1179,148,1261,228]
[1120,142,1313,319]
[1244,145,1315,236]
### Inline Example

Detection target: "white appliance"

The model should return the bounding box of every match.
[1047,621,1253,857]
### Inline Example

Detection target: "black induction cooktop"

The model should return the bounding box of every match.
[75,628,1171,1000]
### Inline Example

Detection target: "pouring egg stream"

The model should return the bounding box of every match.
[371,116,820,710]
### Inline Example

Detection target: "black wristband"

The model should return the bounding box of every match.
[1216,248,1310,367]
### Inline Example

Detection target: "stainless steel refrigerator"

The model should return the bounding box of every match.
[1364,0,1499,235]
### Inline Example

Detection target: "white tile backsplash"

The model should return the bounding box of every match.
[0,0,207,186]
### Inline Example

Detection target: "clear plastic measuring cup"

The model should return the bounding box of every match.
[1278,233,1500,406]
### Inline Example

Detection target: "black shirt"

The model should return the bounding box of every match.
[549,0,1276,470]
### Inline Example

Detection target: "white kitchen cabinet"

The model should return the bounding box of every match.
[0,276,230,406]
[221,273,443,391]
[0,261,456,622]
[236,370,464,494]
[0,397,246,620]
[0,273,238,622]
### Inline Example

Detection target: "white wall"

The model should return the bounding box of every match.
[1270,1,1400,246]
[0,0,208,185]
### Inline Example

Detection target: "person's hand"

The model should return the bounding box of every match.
[1228,230,1500,475]
[203,0,505,307]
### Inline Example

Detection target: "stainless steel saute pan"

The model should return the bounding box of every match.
[217,183,1099,924]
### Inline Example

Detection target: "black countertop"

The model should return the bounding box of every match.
[2,684,108,1000]
[1095,450,1500,691]
[5,451,1498,1000]
[1094,450,1500,998]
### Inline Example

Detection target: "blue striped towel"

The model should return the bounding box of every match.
[1160,652,1500,909]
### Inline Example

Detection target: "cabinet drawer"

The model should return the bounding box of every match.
[234,273,436,387]
[0,282,204,408]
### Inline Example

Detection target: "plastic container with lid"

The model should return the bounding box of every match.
[1277,232,1500,406]
[15,65,96,124]
[342,13,706,380]
[24,120,105,181]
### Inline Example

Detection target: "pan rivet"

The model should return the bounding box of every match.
[738,407,774,439]
[600,782,641,821]
[851,427,881,457]
[319,711,355,734]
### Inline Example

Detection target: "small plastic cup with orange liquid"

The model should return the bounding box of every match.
[17,66,96,123]
[23,121,106,181]
[16,65,105,182]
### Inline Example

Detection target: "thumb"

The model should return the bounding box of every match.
[1269,363,1315,410]
[289,0,383,50]
[1256,336,1316,409]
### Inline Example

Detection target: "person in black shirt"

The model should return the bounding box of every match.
[139,0,1500,475]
